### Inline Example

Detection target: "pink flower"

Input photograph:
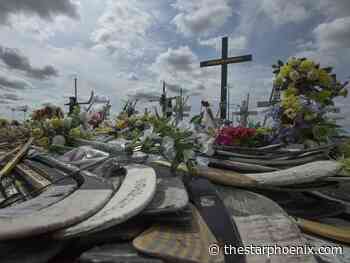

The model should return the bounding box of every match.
[215,126,256,146]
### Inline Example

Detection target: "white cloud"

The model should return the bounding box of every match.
[9,14,78,42]
[313,17,350,50]
[260,0,310,26]
[151,46,217,89]
[91,0,159,59]
[295,16,350,66]
[318,0,350,19]
[199,36,247,54]
[171,0,232,37]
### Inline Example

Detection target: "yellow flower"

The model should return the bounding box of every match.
[32,128,44,139]
[256,127,272,135]
[307,69,319,81]
[274,75,284,86]
[51,117,63,130]
[279,64,292,78]
[289,70,300,82]
[69,127,81,139]
[299,59,315,72]
[116,119,128,129]
[319,69,332,87]
[37,137,49,148]
[284,84,298,97]
[284,108,297,120]
[282,93,302,113]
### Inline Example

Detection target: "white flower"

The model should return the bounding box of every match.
[307,69,319,81]
[289,70,300,82]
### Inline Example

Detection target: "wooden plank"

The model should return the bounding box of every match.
[316,183,350,203]
[0,184,76,217]
[0,172,113,241]
[245,160,342,186]
[143,167,188,215]
[214,143,336,157]
[152,160,340,187]
[218,152,328,167]
[0,146,20,163]
[216,186,317,263]
[310,191,350,214]
[200,55,252,67]
[0,138,33,180]
[252,191,345,219]
[15,163,51,190]
[74,218,149,248]
[152,160,258,187]
[54,164,157,239]
[133,205,225,263]
[296,218,350,244]
[208,159,280,173]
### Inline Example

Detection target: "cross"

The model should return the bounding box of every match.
[65,77,94,115]
[231,94,258,127]
[174,88,192,124]
[200,36,252,120]
[257,84,281,108]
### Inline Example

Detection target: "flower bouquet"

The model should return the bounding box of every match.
[215,126,271,147]
[270,57,348,145]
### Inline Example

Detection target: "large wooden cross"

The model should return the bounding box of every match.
[200,37,252,120]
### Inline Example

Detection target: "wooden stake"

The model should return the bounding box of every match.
[0,137,33,180]
[0,146,21,163]
[15,163,51,190]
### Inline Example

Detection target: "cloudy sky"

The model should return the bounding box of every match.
[0,0,349,127]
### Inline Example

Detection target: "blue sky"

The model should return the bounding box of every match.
[0,0,349,127]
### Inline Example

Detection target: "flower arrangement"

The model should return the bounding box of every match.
[31,105,64,121]
[215,126,256,146]
[114,112,152,140]
[29,105,92,149]
[88,111,104,129]
[215,125,271,147]
[123,114,199,172]
[271,57,348,144]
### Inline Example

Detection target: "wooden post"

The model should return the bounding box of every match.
[200,37,252,120]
